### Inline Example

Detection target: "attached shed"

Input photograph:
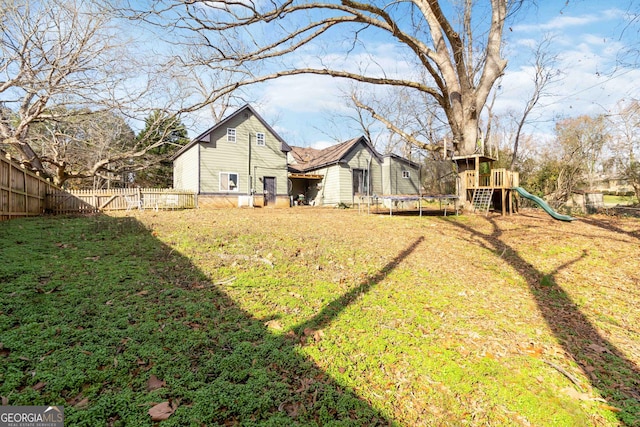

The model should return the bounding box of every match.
[382,154,422,196]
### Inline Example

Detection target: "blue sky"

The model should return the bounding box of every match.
[183,1,640,149]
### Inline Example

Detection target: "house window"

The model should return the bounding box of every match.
[402,170,411,179]
[256,132,265,146]
[352,169,369,195]
[227,128,236,143]
[220,172,239,192]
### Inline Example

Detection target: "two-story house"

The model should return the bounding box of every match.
[172,104,292,208]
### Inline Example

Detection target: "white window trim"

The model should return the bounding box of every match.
[227,128,236,143]
[220,172,239,192]
[402,170,411,179]
[256,132,265,146]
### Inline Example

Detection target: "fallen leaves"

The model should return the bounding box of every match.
[148,400,177,422]
[147,375,166,392]
[303,328,324,343]
[32,381,46,391]
[561,387,622,413]
[278,401,301,418]
[523,344,544,358]
[66,393,89,409]
[587,343,611,354]
[264,319,283,331]
[55,242,74,249]
[561,387,591,401]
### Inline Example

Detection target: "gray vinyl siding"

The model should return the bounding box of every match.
[315,165,348,205]
[199,113,288,195]
[343,142,382,200]
[244,117,289,196]
[173,144,199,191]
[304,142,383,206]
[382,157,420,195]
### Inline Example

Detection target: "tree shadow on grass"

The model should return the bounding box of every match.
[294,236,424,335]
[0,215,423,426]
[578,217,640,241]
[442,217,640,426]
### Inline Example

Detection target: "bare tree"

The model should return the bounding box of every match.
[25,109,135,187]
[350,87,448,157]
[0,0,187,186]
[607,100,640,200]
[131,0,525,156]
[508,37,560,170]
[551,115,608,202]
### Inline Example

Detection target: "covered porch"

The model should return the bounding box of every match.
[288,172,324,206]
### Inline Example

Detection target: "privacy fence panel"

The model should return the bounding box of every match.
[1,154,56,221]
[47,188,197,214]
[2,153,196,221]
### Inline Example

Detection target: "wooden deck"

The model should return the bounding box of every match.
[463,168,519,189]
[462,169,520,215]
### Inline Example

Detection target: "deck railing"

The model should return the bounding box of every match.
[464,169,519,189]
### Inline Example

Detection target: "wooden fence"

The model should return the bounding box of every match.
[2,152,197,220]
[46,188,197,214]
[1,153,58,221]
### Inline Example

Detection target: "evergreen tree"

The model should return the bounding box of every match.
[134,111,189,187]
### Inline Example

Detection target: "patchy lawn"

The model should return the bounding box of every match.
[603,195,638,206]
[1,208,639,426]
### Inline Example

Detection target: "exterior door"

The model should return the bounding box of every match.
[352,168,369,195]
[263,177,277,206]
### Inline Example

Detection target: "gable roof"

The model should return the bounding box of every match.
[171,104,291,161]
[289,136,382,173]
[383,153,421,169]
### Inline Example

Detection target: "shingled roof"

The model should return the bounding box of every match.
[289,136,381,173]
[172,104,291,161]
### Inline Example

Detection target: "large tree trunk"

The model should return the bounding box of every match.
[454,111,481,156]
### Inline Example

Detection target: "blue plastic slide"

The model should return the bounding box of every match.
[513,187,575,222]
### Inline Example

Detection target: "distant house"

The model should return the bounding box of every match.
[172,104,291,208]
[288,136,422,206]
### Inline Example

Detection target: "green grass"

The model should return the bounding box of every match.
[603,194,638,206]
[1,210,639,426]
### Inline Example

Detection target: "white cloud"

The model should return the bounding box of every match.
[253,39,421,146]
[310,139,336,150]
[514,14,601,33]
[494,2,640,139]
[259,74,349,115]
